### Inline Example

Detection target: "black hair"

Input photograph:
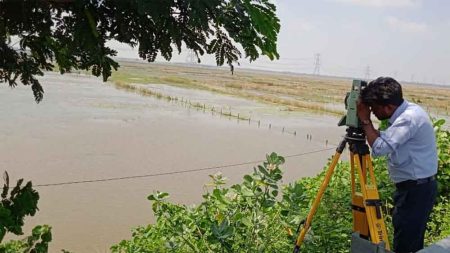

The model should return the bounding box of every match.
[361,77,404,106]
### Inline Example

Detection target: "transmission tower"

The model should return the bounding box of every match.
[313,53,321,75]
[364,65,371,80]
[393,71,398,79]
[185,49,197,64]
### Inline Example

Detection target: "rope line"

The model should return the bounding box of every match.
[34,147,337,188]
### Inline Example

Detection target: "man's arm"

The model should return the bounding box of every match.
[357,100,379,147]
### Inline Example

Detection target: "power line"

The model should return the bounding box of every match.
[278,57,314,61]
[34,147,337,188]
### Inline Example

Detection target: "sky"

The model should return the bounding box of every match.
[110,0,450,86]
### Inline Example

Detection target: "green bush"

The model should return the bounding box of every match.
[433,119,450,197]
[112,153,292,253]
[426,119,450,242]
[281,160,353,253]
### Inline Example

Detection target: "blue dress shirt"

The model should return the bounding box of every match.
[371,100,438,183]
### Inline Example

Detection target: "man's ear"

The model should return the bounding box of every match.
[386,104,398,116]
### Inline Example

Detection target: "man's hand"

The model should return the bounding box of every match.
[357,99,371,121]
[357,99,379,147]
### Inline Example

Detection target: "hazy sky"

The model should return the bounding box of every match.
[111,0,450,85]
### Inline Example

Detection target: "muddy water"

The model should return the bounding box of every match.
[0,73,344,253]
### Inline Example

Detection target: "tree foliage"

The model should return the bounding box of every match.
[0,0,280,102]
[0,172,39,241]
[0,172,53,253]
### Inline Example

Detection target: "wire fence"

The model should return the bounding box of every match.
[34,147,337,188]
[113,81,340,147]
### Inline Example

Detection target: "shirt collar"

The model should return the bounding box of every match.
[388,100,408,125]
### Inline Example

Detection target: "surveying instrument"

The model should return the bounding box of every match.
[293,80,390,253]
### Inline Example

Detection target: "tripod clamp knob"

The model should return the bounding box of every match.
[365,199,383,219]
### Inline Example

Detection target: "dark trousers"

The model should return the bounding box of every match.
[392,180,437,253]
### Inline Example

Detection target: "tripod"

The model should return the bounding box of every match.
[293,127,390,252]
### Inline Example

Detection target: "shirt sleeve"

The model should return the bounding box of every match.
[371,115,417,157]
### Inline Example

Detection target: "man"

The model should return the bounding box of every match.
[356,77,437,253]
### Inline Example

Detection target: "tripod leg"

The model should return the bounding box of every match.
[351,152,370,239]
[293,140,345,253]
[354,154,390,250]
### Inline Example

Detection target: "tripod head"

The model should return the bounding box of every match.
[345,127,365,142]
[344,127,370,156]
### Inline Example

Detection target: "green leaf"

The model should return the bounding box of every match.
[258,165,270,177]
[241,186,254,197]
[434,119,446,128]
[2,171,9,199]
[243,175,253,183]
[271,190,278,197]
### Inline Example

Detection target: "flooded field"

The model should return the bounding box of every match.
[1,72,345,252]
[111,61,450,123]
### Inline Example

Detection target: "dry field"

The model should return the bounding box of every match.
[110,60,450,117]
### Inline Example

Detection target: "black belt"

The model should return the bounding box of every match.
[395,175,436,190]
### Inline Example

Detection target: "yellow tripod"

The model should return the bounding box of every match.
[293,128,390,252]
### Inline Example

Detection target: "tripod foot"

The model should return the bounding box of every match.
[351,233,392,253]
